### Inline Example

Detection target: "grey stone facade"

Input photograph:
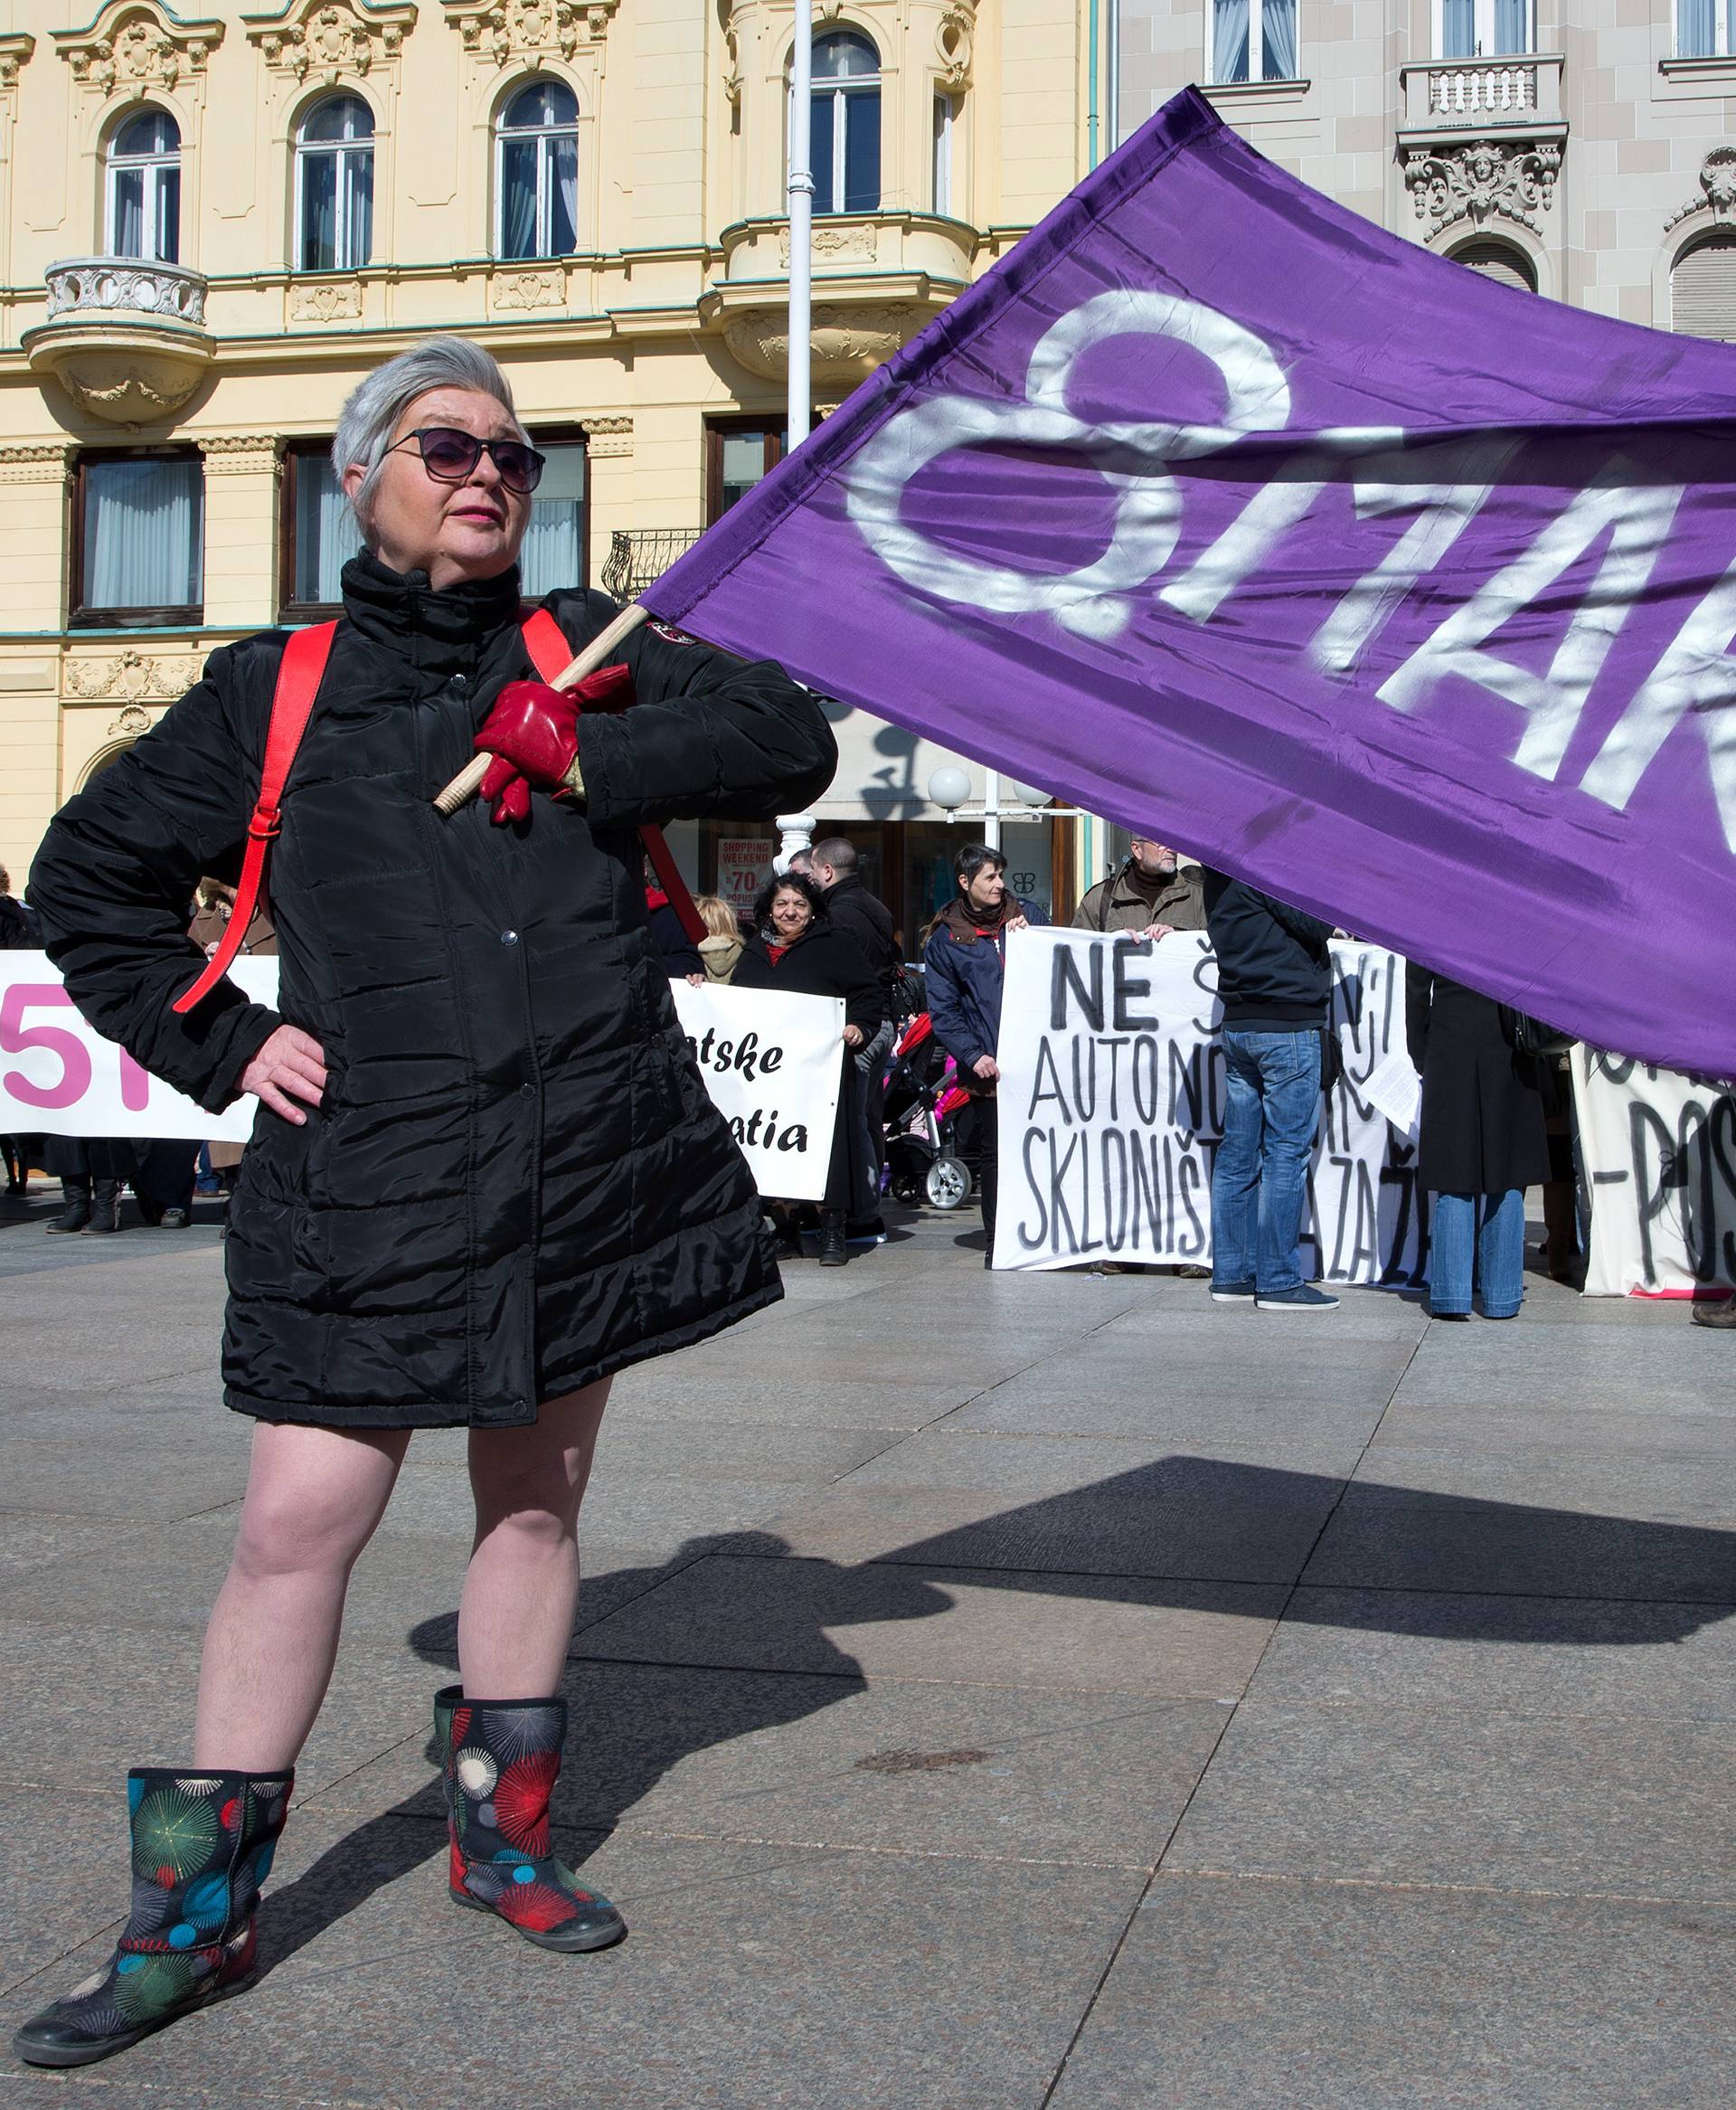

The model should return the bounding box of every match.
[1114,2,1736,333]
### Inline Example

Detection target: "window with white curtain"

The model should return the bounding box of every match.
[517,440,588,597]
[107,109,180,263]
[1676,0,1736,56]
[285,449,363,611]
[297,96,373,273]
[1210,0,1299,84]
[78,454,203,622]
[496,80,578,260]
[800,30,881,213]
[932,93,954,215]
[1436,0,1535,56]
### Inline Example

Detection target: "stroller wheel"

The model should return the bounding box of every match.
[925,1154,972,1210]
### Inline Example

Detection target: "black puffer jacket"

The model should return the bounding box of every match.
[29,556,836,1428]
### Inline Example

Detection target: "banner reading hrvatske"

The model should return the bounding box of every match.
[645,89,1736,1079]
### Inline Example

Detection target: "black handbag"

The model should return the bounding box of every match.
[1499,1005,1575,1059]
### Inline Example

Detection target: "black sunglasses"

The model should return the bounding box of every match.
[387,425,546,495]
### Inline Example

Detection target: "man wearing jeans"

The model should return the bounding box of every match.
[1203,872,1339,1312]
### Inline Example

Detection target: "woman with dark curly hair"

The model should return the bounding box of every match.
[14,336,834,2068]
[734,869,882,1265]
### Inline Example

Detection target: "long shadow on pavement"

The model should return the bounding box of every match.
[256,1465,1736,1973]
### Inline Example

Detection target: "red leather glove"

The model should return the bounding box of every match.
[473,664,633,826]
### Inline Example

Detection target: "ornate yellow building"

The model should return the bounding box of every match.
[0,0,1100,934]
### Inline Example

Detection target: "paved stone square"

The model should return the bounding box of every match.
[1,1188,1732,2108]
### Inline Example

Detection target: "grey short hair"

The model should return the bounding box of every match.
[333,337,527,540]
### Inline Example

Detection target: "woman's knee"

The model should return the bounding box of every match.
[231,1430,401,1582]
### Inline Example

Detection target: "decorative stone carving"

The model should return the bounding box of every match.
[0,444,74,485]
[580,415,632,457]
[0,33,34,91]
[289,278,364,320]
[1665,146,1736,232]
[108,703,155,735]
[492,268,564,309]
[47,258,208,326]
[936,4,974,91]
[247,0,415,85]
[200,434,281,476]
[778,220,878,268]
[1404,138,1561,237]
[444,0,614,62]
[722,302,925,383]
[65,650,207,703]
[54,6,222,97]
[722,25,741,110]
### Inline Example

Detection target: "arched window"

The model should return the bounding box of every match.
[107,109,180,263]
[1672,230,1736,340]
[806,31,880,214]
[496,80,578,260]
[297,96,373,273]
[1448,237,1536,292]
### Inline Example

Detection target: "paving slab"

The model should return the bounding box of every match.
[1304,1476,1736,1603]
[1165,1699,1736,1902]
[1049,1874,1736,2110]
[1392,1323,1735,1413]
[318,1657,1231,1867]
[1260,1585,1736,1717]
[576,1553,1284,1697]
[756,1459,1350,1585]
[0,1433,250,1522]
[10,1814,1149,2110]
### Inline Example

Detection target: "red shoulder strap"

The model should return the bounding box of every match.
[519,608,708,951]
[173,622,335,1016]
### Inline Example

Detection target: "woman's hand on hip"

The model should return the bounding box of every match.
[241,1025,327,1125]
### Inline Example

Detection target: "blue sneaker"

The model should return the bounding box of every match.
[1211,1279,1257,1303]
[1257,1284,1340,1312]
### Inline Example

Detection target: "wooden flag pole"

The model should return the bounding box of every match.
[431,600,651,815]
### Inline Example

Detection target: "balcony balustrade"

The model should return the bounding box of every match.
[24,257,213,425]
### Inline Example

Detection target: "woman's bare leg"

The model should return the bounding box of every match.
[458,1380,610,1697]
[193,1421,411,1770]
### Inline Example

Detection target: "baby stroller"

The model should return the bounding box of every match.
[882,1012,975,1209]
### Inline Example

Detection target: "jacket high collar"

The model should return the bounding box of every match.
[340,552,524,678]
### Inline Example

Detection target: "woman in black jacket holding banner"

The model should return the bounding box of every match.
[15,336,833,2067]
[735,869,882,1265]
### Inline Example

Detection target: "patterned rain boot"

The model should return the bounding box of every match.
[433,1686,625,1954]
[12,1767,293,2068]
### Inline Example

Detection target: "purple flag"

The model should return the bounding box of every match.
[646,89,1736,1077]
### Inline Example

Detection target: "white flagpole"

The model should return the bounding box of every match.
[788,0,813,449]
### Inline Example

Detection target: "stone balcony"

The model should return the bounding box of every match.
[1397,52,1567,147]
[22,258,215,426]
[701,212,977,383]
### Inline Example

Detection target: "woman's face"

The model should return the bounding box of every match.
[344,385,533,591]
[769,886,813,940]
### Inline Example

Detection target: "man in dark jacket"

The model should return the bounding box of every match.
[1203,870,1338,1312]
[1074,836,1206,937]
[812,837,900,1232]
[923,842,1049,1264]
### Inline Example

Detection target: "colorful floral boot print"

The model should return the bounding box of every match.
[12,1767,293,2068]
[433,1686,624,1954]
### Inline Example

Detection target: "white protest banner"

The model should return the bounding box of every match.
[669,979,843,1204]
[716,837,775,917]
[1572,1047,1736,1298]
[991,931,1428,1286]
[1,953,268,1143]
[4,959,845,1205]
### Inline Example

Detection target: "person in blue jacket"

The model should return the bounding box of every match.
[921,841,1048,1263]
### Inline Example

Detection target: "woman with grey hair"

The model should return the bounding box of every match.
[16,336,835,2067]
